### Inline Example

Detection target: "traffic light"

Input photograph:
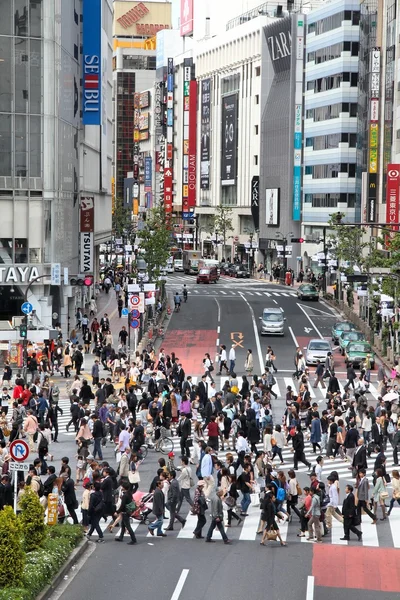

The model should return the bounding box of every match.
[291,238,305,243]
[19,323,27,338]
[70,275,94,286]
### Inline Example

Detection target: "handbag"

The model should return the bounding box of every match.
[266,529,278,541]
[380,490,389,500]
[384,473,391,483]
[296,483,302,496]
[250,493,260,507]
[224,496,236,508]
[128,471,140,484]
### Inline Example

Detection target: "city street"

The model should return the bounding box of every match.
[49,278,400,600]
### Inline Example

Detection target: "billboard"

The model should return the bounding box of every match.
[386,165,400,231]
[251,176,260,230]
[221,94,238,186]
[266,188,279,226]
[182,59,196,215]
[200,78,211,190]
[80,196,94,273]
[114,2,171,37]
[292,16,304,221]
[180,0,194,37]
[83,0,102,125]
[144,157,152,192]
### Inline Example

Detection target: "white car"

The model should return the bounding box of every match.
[166,262,174,274]
[174,259,184,272]
[305,339,332,366]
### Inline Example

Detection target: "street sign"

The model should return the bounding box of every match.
[9,462,29,472]
[129,293,144,313]
[131,309,140,319]
[130,318,140,329]
[182,212,195,219]
[121,308,129,317]
[21,302,33,315]
[51,263,61,285]
[9,439,30,462]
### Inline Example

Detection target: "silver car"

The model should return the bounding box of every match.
[259,308,285,335]
[305,339,332,365]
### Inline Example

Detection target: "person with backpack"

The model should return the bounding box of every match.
[86,481,105,543]
[115,481,138,545]
[73,346,84,376]
[192,480,208,538]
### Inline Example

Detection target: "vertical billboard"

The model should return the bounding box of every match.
[367,47,381,223]
[292,16,304,221]
[164,59,174,215]
[221,94,238,186]
[386,165,400,231]
[200,78,211,190]
[251,176,260,230]
[144,157,152,192]
[83,0,102,125]
[180,0,194,37]
[182,59,196,216]
[266,189,279,226]
[80,196,94,273]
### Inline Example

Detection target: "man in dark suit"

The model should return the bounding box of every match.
[148,373,158,398]
[352,438,367,475]
[197,375,208,407]
[100,467,115,517]
[177,414,192,458]
[340,484,362,541]
[61,474,78,524]
[182,376,192,397]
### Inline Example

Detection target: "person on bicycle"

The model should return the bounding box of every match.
[182,285,188,302]
[174,292,181,311]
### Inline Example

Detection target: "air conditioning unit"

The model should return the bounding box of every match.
[12,316,25,327]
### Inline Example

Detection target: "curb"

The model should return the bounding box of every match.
[36,538,89,600]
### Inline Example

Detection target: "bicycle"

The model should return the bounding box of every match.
[174,302,181,312]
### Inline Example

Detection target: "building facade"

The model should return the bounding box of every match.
[0,0,113,333]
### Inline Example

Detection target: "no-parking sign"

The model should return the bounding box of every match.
[9,439,30,462]
[128,293,144,313]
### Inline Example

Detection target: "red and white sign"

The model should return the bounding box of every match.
[164,167,173,215]
[129,293,145,313]
[10,439,30,462]
[188,80,197,209]
[370,99,379,122]
[386,165,400,231]
[180,0,194,37]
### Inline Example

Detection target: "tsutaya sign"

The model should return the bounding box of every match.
[0,266,44,285]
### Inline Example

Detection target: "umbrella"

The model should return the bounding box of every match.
[382,392,399,402]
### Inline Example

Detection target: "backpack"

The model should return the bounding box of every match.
[276,487,286,502]
[38,433,48,450]
[38,480,45,498]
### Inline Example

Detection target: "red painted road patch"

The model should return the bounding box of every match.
[313,546,400,593]
[162,329,217,376]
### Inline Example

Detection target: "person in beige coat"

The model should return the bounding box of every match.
[244,349,254,374]
[119,447,131,479]
[23,410,38,450]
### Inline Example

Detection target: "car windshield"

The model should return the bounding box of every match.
[343,332,363,341]
[309,341,330,351]
[263,313,282,322]
[336,323,352,331]
[349,343,371,353]
[199,269,209,275]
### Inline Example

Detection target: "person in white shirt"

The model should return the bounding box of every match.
[325,474,344,528]
[314,455,324,482]
[117,423,131,452]
[235,431,250,467]
[217,345,229,376]
[228,345,236,375]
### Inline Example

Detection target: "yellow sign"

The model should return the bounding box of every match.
[111,177,115,215]
[113,2,172,37]
[133,198,139,216]
[231,332,244,349]
[47,494,58,526]
[369,148,378,173]
[370,123,378,148]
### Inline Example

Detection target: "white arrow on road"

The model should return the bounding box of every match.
[304,327,313,334]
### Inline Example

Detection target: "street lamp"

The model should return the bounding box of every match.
[275,232,293,280]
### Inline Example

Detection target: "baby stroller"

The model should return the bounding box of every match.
[131,490,154,524]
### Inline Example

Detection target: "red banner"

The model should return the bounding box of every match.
[386,164,400,232]
[188,80,197,209]
[80,196,94,232]
[164,167,173,215]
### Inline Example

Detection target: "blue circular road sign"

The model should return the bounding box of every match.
[121,308,129,317]
[130,318,140,329]
[131,309,140,319]
[21,302,33,315]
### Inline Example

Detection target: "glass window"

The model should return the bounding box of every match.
[15,37,29,113]
[0,0,12,35]
[30,115,41,177]
[306,137,313,147]
[352,11,360,25]
[351,73,358,86]
[349,133,357,147]
[15,0,28,36]
[350,103,357,117]
[0,37,12,112]
[0,114,11,176]
[29,0,42,37]
[344,41,351,51]
[30,38,42,114]
[15,115,28,177]
[351,42,359,56]
[221,186,237,206]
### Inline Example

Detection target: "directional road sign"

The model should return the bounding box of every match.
[9,462,29,472]
[21,302,33,315]
[9,439,30,462]
[121,308,129,317]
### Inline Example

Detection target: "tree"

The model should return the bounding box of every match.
[19,488,46,551]
[0,506,25,587]
[212,206,234,259]
[112,201,132,238]
[328,212,369,272]
[136,205,172,281]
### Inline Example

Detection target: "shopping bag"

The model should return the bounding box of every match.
[250,493,260,507]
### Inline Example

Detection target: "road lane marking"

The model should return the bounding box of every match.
[239,292,264,374]
[306,576,315,600]
[264,292,271,297]
[231,332,244,349]
[288,326,298,347]
[171,569,190,600]
[220,290,227,295]
[296,303,324,339]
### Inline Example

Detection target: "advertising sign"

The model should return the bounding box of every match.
[115,2,171,36]
[200,78,211,190]
[188,80,197,209]
[251,176,260,230]
[144,157,152,192]
[367,173,377,223]
[83,0,101,125]
[265,17,292,75]
[180,0,194,37]
[154,81,163,131]
[139,113,149,130]
[386,165,400,231]
[292,16,304,221]
[266,188,279,226]
[80,196,94,274]
[221,93,238,186]
[139,91,150,108]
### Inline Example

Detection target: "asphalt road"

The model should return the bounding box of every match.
[49,276,399,600]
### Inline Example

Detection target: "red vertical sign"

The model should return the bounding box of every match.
[188,80,197,210]
[164,164,173,215]
[386,164,400,231]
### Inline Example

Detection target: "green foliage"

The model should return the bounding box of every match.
[328,213,369,272]
[137,205,172,281]
[212,206,234,252]
[112,200,132,237]
[0,506,25,588]
[0,523,83,600]
[19,488,46,552]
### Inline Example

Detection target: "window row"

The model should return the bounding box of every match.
[122,56,156,70]
[306,103,358,121]
[307,41,359,64]
[308,10,360,35]
[0,0,42,38]
[304,192,356,208]
[306,71,358,93]
[304,163,356,178]
[0,113,41,177]
[0,36,42,114]
[306,132,357,150]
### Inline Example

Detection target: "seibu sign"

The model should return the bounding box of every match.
[117,1,170,35]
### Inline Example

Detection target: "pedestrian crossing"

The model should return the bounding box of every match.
[66,502,400,548]
[186,289,298,298]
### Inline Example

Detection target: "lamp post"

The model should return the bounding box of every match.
[275,232,293,282]
[22,274,51,380]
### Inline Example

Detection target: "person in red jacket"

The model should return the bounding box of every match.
[206,416,219,451]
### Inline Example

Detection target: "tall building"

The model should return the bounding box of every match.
[0,0,113,333]
[301,0,360,269]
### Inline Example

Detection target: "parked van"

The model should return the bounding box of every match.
[197,267,218,284]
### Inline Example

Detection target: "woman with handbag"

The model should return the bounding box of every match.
[286,470,302,521]
[225,474,242,527]
[260,493,287,546]
[387,470,400,515]
[128,453,141,493]
[372,468,388,520]
[266,346,278,373]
